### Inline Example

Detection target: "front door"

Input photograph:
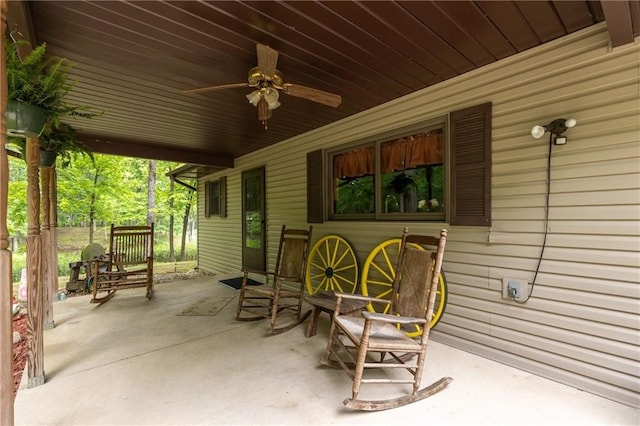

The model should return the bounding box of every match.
[242,167,266,271]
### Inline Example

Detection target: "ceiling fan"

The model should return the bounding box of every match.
[185,43,342,128]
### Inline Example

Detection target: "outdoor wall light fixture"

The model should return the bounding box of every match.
[531,118,576,145]
[524,116,577,303]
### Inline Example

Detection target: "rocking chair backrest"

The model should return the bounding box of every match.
[109,224,154,268]
[394,247,434,318]
[275,225,313,281]
[390,228,447,321]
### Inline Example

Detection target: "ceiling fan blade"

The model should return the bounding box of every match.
[184,82,250,94]
[257,43,278,77]
[282,84,342,107]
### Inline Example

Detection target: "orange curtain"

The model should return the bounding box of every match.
[333,146,375,178]
[381,129,443,173]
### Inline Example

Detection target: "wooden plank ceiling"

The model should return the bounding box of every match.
[6,1,638,171]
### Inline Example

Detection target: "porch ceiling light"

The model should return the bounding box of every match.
[531,118,576,145]
[247,87,281,129]
[263,87,281,110]
[247,88,281,109]
[246,90,262,106]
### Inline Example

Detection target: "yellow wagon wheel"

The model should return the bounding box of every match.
[306,235,359,295]
[361,238,448,335]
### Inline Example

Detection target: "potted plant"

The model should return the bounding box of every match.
[4,37,98,138]
[38,122,93,167]
[387,172,415,194]
[7,122,93,167]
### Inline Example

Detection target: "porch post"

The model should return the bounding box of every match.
[41,168,55,329]
[50,168,58,312]
[0,0,16,422]
[25,137,45,387]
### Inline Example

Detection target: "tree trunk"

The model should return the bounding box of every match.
[88,167,99,243]
[169,178,175,262]
[147,160,156,225]
[179,192,192,261]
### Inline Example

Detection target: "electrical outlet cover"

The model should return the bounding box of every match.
[502,277,529,301]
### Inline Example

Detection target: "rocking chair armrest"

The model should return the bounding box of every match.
[333,292,390,305]
[242,268,271,276]
[362,311,427,325]
[89,258,111,271]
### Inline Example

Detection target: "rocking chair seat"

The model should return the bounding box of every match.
[242,285,302,299]
[335,316,422,352]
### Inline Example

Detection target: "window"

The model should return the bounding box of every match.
[307,102,492,225]
[329,122,446,221]
[204,176,227,218]
[333,146,376,215]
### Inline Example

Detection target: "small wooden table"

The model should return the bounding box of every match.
[304,291,368,337]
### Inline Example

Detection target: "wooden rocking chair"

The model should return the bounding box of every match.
[321,228,450,411]
[90,224,154,304]
[236,225,313,334]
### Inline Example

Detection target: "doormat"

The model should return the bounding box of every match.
[219,277,262,290]
[177,296,234,316]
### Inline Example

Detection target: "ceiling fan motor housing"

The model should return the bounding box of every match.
[248,67,283,87]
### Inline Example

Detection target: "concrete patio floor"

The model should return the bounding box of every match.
[15,275,638,425]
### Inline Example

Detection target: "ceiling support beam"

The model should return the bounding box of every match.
[601,0,639,47]
[79,134,235,168]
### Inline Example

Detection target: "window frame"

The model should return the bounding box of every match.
[326,117,447,222]
[204,176,227,218]
[308,102,492,226]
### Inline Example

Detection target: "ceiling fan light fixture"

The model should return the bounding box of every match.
[246,90,261,106]
[263,88,281,110]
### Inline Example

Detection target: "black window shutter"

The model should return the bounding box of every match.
[204,181,211,218]
[450,102,492,226]
[307,150,324,223]
[219,176,227,218]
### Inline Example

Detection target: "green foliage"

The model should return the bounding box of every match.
[334,166,444,215]
[5,38,101,126]
[8,153,197,278]
[40,122,93,167]
[245,211,262,248]
[7,158,27,238]
[5,37,101,170]
[382,166,444,213]
[154,242,197,262]
[335,175,375,214]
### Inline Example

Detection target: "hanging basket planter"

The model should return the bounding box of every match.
[39,150,57,168]
[388,173,415,194]
[4,100,48,138]
[5,139,58,168]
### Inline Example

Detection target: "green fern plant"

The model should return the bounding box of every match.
[5,38,101,165]
[40,123,93,167]
[5,38,98,126]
